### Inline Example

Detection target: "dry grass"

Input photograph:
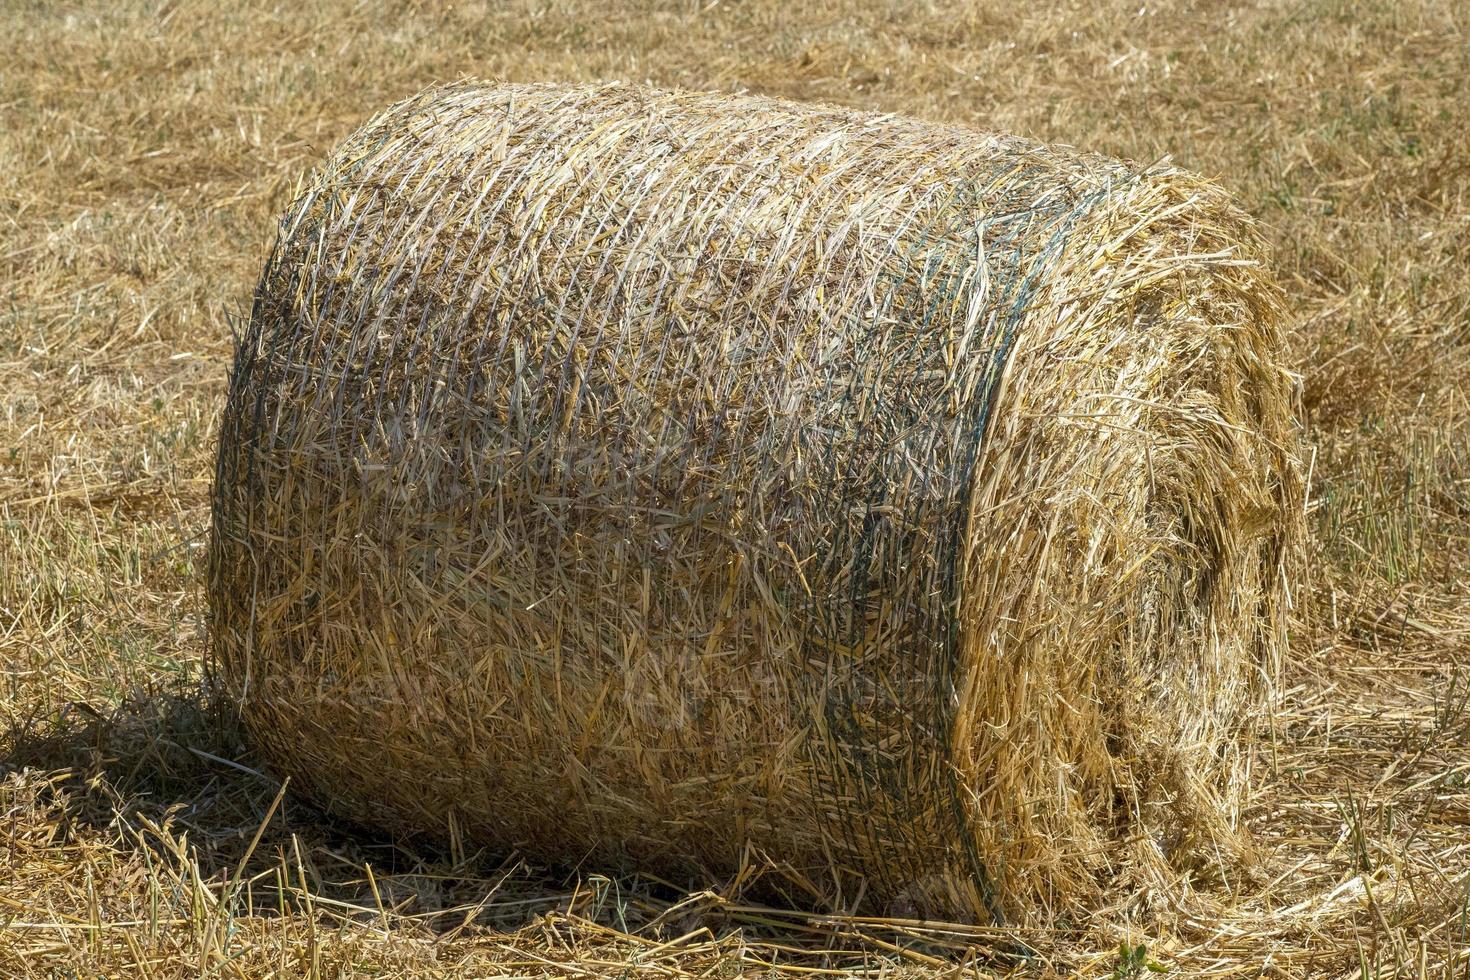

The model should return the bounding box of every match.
[1,0,1467,976]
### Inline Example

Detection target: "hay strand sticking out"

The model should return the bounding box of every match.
[209,81,1302,926]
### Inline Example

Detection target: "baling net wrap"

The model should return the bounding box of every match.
[211,82,1299,925]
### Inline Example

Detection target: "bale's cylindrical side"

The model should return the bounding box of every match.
[210,82,1301,925]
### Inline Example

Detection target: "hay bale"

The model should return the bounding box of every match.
[209,81,1301,924]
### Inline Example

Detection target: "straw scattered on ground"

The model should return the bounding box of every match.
[2,1,1468,976]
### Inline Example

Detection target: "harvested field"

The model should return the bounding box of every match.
[2,1,1468,976]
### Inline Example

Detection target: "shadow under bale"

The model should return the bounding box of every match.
[0,691,567,934]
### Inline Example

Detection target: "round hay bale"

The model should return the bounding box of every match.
[209,81,1302,925]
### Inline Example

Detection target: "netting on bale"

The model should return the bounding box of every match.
[210,81,1302,926]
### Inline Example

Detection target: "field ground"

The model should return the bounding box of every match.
[2,0,1468,975]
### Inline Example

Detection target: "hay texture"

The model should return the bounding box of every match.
[210,81,1301,925]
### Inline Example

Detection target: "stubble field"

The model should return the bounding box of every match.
[1,0,1468,975]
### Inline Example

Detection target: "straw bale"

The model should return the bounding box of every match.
[209,81,1302,924]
